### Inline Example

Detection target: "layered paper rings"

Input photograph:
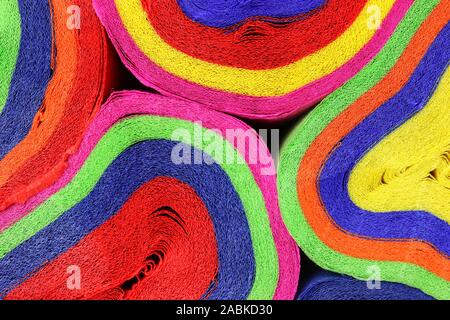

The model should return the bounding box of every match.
[0,0,112,213]
[92,0,413,120]
[279,0,450,299]
[0,92,299,299]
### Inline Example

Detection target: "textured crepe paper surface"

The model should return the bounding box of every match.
[0,1,20,114]
[144,0,359,70]
[92,0,412,120]
[0,92,299,300]
[176,0,328,28]
[278,0,450,299]
[0,0,52,164]
[0,0,113,213]
[298,271,434,300]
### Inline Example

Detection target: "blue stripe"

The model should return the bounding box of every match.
[177,0,327,28]
[298,271,433,300]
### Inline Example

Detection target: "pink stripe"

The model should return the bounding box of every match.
[92,0,412,121]
[0,91,299,299]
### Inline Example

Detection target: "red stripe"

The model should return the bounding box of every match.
[144,0,367,69]
[6,177,218,300]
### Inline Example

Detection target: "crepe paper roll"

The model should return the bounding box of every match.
[0,0,113,212]
[0,92,299,300]
[278,0,450,299]
[298,271,434,300]
[92,0,412,120]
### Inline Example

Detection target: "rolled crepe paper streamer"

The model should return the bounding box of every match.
[298,271,434,300]
[278,0,450,299]
[92,0,412,120]
[317,29,450,249]
[0,92,299,300]
[0,0,113,212]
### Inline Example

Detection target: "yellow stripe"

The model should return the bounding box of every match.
[348,67,450,223]
[115,0,395,97]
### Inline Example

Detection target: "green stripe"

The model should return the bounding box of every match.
[278,0,450,299]
[0,0,21,113]
[0,115,278,299]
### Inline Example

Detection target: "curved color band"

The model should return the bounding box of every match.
[0,0,21,113]
[144,0,364,69]
[176,0,327,28]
